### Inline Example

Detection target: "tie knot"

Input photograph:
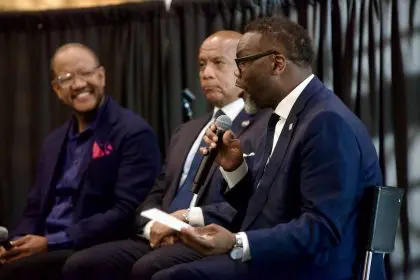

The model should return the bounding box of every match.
[214,109,225,119]
[268,113,280,129]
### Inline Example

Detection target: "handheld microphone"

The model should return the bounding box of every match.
[191,115,232,194]
[182,89,196,121]
[182,89,196,102]
[0,227,13,250]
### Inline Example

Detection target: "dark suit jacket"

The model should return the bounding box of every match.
[224,77,386,280]
[13,97,161,249]
[136,107,271,230]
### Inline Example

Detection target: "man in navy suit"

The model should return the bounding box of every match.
[0,43,161,280]
[62,31,270,280]
[152,17,387,280]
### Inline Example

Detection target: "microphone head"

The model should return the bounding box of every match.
[215,115,232,132]
[0,226,8,241]
[182,88,196,101]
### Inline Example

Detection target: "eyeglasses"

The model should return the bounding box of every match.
[53,65,101,88]
[235,50,278,71]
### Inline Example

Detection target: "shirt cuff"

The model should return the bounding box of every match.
[46,231,71,248]
[238,232,251,262]
[220,160,248,189]
[188,207,204,227]
[141,220,156,240]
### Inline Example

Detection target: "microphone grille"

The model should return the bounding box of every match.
[0,226,8,240]
[215,115,232,131]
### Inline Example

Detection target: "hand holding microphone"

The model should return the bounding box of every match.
[200,116,244,171]
[200,115,244,172]
[189,115,243,195]
[0,227,13,251]
[0,226,14,264]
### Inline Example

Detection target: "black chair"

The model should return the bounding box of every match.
[358,186,404,280]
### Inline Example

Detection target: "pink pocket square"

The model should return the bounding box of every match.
[92,141,113,159]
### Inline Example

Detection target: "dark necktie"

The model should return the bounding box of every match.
[255,113,280,187]
[168,109,225,212]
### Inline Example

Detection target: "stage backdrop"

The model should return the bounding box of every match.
[0,1,418,279]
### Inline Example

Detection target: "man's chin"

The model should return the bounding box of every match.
[71,95,103,113]
[72,102,99,114]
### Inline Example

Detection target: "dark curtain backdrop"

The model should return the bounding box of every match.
[0,0,418,279]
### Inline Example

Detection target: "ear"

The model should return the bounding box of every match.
[272,54,287,75]
[98,66,106,87]
[51,81,61,97]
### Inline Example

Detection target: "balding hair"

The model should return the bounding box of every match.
[50,43,99,78]
[200,30,242,58]
[205,30,242,41]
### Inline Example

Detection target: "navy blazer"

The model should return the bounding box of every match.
[136,107,270,230]
[224,77,386,280]
[13,97,161,249]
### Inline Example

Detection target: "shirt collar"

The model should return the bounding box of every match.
[213,98,244,121]
[68,96,108,138]
[274,74,314,120]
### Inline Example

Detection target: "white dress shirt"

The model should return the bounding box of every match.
[221,74,314,261]
[142,98,245,240]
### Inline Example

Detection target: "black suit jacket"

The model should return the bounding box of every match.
[13,97,161,249]
[136,107,270,230]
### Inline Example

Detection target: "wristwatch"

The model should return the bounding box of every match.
[182,208,190,223]
[229,234,244,260]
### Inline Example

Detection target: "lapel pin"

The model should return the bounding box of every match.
[241,120,250,127]
[289,123,293,130]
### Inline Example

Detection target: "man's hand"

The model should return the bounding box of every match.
[149,222,176,249]
[149,209,190,248]
[201,124,243,171]
[0,235,47,264]
[0,246,6,264]
[178,224,235,256]
[149,209,188,248]
[170,209,188,222]
[160,235,179,247]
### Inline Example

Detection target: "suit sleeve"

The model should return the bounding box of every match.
[201,202,239,230]
[246,112,362,262]
[11,143,47,237]
[134,125,182,231]
[66,126,161,248]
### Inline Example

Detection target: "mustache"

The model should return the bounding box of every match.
[71,87,92,95]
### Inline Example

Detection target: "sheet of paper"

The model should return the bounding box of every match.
[140,208,191,231]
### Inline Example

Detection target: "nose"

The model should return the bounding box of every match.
[70,75,87,90]
[202,64,215,79]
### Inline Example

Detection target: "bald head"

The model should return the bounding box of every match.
[51,43,99,76]
[199,30,243,108]
[200,31,242,58]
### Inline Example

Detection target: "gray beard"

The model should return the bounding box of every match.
[244,94,259,115]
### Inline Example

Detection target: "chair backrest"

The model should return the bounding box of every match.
[354,186,404,280]
[363,186,404,253]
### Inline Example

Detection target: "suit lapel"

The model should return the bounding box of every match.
[242,114,300,229]
[40,123,69,208]
[231,110,253,138]
[163,113,212,208]
[241,77,325,229]
[196,109,253,205]
[76,98,117,182]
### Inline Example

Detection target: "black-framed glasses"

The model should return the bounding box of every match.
[235,50,278,70]
[53,65,101,88]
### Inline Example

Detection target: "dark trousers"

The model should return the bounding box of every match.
[0,250,75,280]
[150,254,388,280]
[62,238,202,280]
[151,254,251,280]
